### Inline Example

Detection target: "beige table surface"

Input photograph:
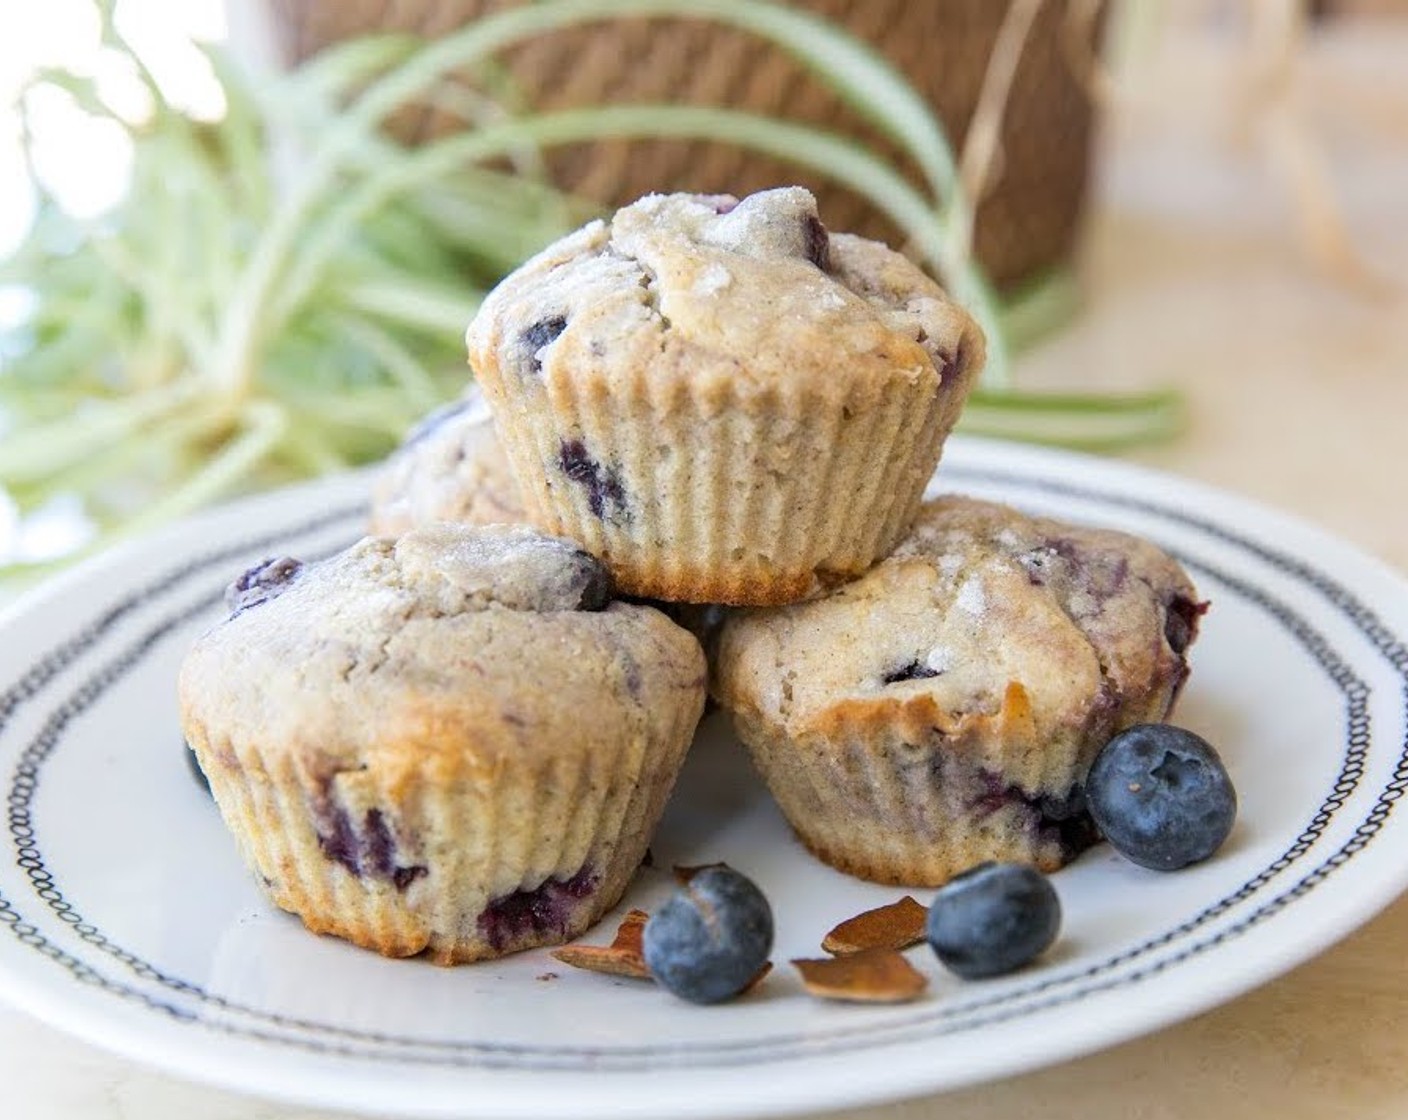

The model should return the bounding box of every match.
[3,15,1408,1120]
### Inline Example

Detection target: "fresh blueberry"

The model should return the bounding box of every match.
[926,862,1061,979]
[1086,724,1237,871]
[226,556,303,614]
[643,866,773,1004]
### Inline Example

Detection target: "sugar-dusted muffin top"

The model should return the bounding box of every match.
[465,186,983,414]
[182,524,707,782]
[369,390,526,536]
[715,496,1203,794]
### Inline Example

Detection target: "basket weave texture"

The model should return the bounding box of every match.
[271,0,1100,291]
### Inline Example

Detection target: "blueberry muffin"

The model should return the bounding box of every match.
[179,524,707,963]
[466,187,985,606]
[369,390,526,536]
[713,496,1205,886]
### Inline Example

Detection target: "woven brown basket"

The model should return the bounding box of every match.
[270,0,1101,291]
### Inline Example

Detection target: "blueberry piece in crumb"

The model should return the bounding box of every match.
[315,802,361,876]
[1033,785,1101,861]
[1086,724,1236,871]
[968,774,1100,864]
[802,213,830,271]
[522,315,568,374]
[558,439,629,520]
[926,862,1060,979]
[313,801,427,891]
[643,866,773,1004]
[569,549,613,611]
[696,193,739,215]
[938,339,965,384]
[1163,594,1206,656]
[477,867,600,951]
[882,660,940,685]
[184,741,211,796]
[226,556,303,615]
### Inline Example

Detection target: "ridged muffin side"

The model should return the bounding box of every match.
[466,188,985,606]
[713,496,1206,886]
[180,525,706,963]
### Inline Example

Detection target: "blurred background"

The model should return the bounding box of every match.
[0,0,1404,576]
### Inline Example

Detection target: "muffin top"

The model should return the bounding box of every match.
[465,187,984,412]
[181,524,707,783]
[369,390,526,536]
[715,496,1202,753]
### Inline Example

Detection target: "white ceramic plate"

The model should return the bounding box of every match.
[2,435,1407,1120]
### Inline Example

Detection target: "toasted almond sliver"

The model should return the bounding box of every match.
[822,895,929,956]
[672,861,730,884]
[550,943,650,979]
[792,949,929,1003]
[550,909,652,980]
[611,908,649,954]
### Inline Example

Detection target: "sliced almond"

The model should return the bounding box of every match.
[550,909,651,980]
[550,943,649,979]
[822,895,929,956]
[792,949,929,1003]
[672,861,729,884]
[611,907,648,957]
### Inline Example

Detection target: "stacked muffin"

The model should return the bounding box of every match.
[465,187,983,604]
[182,187,1202,962]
